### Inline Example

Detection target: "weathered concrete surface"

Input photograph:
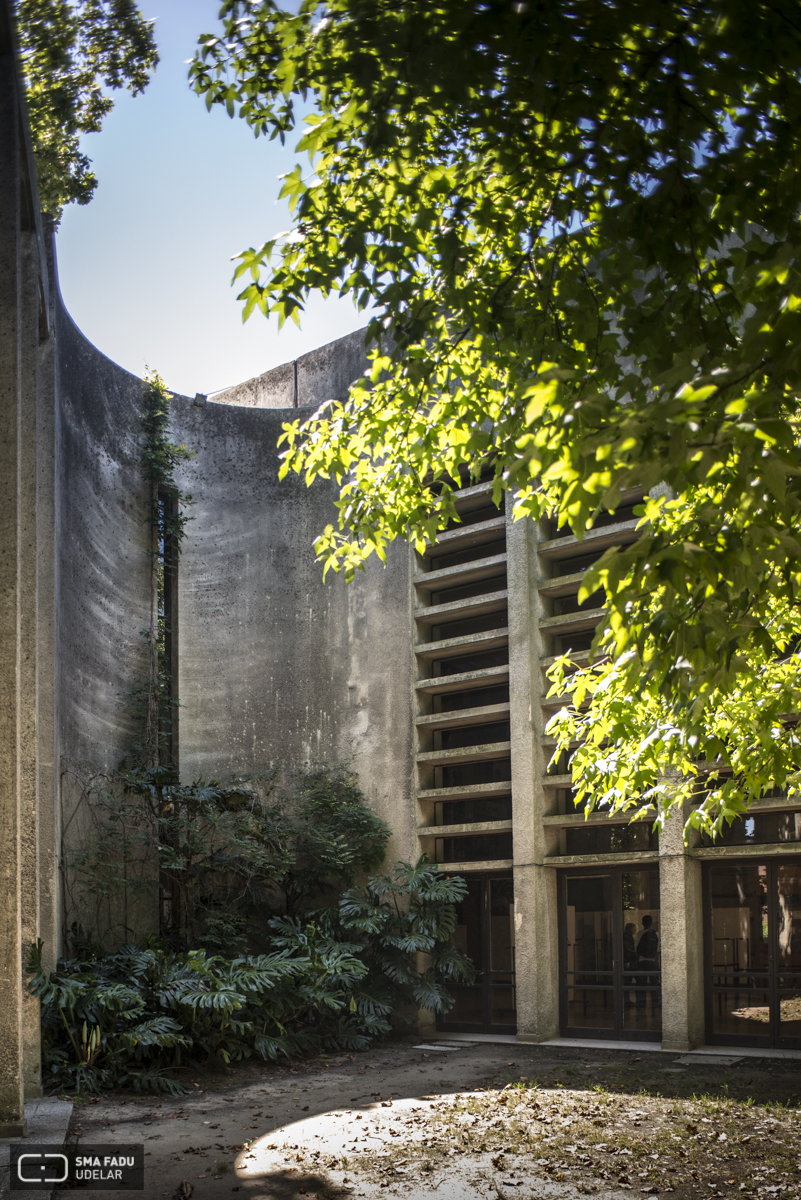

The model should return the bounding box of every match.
[0,20,62,1125]
[54,304,152,769]
[44,297,414,935]
[508,512,560,1043]
[658,809,705,1050]
[0,47,27,1137]
[214,328,370,410]
[51,297,161,947]
[0,2,61,1118]
[171,396,415,868]
[35,234,60,980]
[19,228,42,1102]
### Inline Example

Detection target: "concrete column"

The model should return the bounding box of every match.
[36,228,60,977]
[659,807,705,1050]
[507,512,559,1042]
[20,228,42,1098]
[0,50,27,1136]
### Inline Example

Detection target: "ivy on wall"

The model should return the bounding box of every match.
[59,370,194,945]
[138,369,193,771]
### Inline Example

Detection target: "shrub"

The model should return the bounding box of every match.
[62,762,392,951]
[28,858,472,1095]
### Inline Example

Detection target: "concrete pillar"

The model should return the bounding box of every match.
[36,228,60,979]
[20,228,42,1098]
[659,807,705,1050]
[507,512,560,1042]
[0,49,27,1136]
[0,23,55,1119]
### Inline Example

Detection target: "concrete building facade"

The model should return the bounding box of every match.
[2,0,800,1139]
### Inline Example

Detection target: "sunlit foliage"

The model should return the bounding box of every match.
[191,0,801,834]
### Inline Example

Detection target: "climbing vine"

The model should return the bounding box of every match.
[138,369,193,770]
[60,369,196,944]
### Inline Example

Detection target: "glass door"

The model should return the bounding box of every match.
[558,867,661,1041]
[438,873,516,1033]
[705,860,801,1047]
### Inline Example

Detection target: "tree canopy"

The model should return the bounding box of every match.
[191,0,801,836]
[17,0,158,220]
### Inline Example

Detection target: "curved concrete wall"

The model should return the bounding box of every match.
[215,328,370,410]
[0,4,410,1120]
[55,298,152,768]
[171,395,414,865]
[54,306,415,866]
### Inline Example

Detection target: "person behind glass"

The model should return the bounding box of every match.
[635,915,659,1010]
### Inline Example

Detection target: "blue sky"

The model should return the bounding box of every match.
[55,0,364,397]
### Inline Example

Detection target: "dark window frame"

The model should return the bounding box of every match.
[437,871,516,1035]
[557,865,662,1043]
[703,858,801,1049]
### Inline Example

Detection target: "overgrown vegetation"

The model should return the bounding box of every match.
[29,860,471,1095]
[61,763,392,952]
[41,375,472,1095]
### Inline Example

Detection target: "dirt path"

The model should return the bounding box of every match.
[60,1041,801,1200]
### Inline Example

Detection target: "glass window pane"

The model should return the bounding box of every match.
[712,973,770,989]
[622,868,661,973]
[566,987,615,1029]
[440,721,510,750]
[565,823,658,855]
[566,875,613,975]
[441,757,512,787]
[779,990,801,1039]
[622,984,662,1032]
[777,863,801,971]
[436,796,512,825]
[712,989,771,1038]
[709,863,769,974]
[452,878,482,967]
[489,877,515,973]
[437,833,513,863]
[566,971,614,985]
[491,984,516,1027]
[621,869,662,1034]
[441,874,515,1033]
[446,986,483,1025]
[560,868,661,1038]
[702,811,801,846]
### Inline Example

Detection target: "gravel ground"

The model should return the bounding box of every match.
[58,1041,801,1200]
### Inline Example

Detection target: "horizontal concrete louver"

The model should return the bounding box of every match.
[413,481,513,870]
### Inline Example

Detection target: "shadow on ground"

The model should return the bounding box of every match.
[57,1041,801,1200]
